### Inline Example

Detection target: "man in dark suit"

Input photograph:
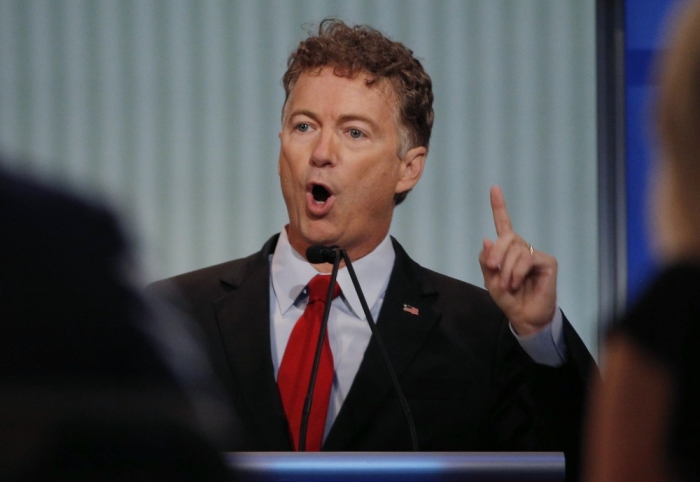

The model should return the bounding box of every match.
[150,19,594,478]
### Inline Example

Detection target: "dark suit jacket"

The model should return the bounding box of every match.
[149,234,594,475]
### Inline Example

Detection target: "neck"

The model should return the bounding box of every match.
[285,227,387,273]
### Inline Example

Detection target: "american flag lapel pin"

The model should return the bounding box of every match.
[403,304,419,316]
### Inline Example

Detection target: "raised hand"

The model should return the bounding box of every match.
[479,186,558,336]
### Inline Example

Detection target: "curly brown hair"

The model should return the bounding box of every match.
[282,19,434,204]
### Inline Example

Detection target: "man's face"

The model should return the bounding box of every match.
[278,66,425,264]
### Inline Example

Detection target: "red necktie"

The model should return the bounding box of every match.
[277,275,341,451]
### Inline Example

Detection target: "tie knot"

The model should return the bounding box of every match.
[307,275,341,303]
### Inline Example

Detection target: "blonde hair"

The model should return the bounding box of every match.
[655,0,700,230]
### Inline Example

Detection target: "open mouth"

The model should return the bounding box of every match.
[306,182,335,216]
[311,184,331,204]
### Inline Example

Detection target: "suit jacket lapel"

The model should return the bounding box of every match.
[212,234,293,450]
[323,238,441,450]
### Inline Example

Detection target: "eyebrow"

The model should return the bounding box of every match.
[288,109,319,122]
[288,110,381,132]
[337,114,380,131]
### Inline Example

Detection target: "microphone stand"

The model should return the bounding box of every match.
[298,249,341,452]
[340,249,419,451]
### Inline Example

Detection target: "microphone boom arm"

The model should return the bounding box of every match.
[340,249,419,451]
[298,248,341,451]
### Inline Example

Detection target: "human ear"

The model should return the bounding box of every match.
[395,146,427,194]
[277,132,283,176]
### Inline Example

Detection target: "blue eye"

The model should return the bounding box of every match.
[349,129,363,139]
[296,123,310,132]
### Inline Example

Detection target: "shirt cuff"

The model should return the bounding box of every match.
[509,307,567,366]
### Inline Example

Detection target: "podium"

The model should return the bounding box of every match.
[226,452,565,481]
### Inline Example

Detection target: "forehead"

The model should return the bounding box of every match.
[284,67,399,119]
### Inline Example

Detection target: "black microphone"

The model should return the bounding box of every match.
[306,245,339,264]
[298,245,341,451]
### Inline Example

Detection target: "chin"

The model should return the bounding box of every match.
[296,223,341,249]
[304,232,339,248]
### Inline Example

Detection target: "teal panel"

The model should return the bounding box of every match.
[0,0,598,355]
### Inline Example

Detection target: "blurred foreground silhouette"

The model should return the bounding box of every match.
[585,2,700,481]
[0,162,234,481]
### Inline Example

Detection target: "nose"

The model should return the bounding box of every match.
[310,130,337,167]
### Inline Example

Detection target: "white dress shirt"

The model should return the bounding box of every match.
[269,227,565,438]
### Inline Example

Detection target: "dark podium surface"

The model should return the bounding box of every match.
[225,452,565,481]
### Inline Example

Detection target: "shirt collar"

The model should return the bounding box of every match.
[270,227,396,320]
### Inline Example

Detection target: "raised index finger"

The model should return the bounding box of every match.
[490,185,513,236]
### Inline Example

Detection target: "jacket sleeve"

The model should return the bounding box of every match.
[490,313,596,481]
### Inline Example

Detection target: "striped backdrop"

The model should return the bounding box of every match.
[0,0,598,355]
